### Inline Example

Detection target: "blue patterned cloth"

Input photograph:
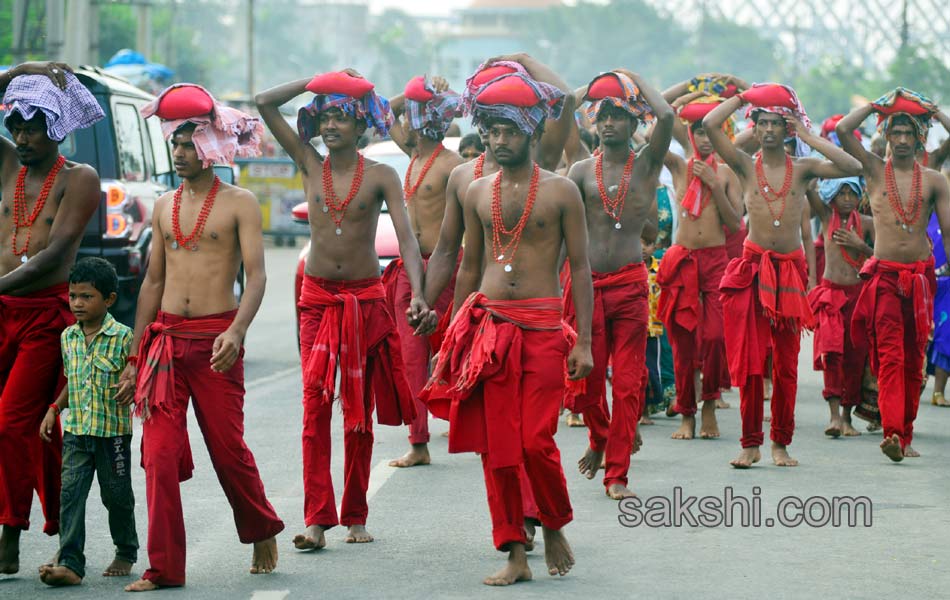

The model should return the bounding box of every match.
[3,72,104,141]
[297,92,394,141]
[470,73,564,136]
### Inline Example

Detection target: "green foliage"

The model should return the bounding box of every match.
[368,9,433,94]
[97,4,136,65]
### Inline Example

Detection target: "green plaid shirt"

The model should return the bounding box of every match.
[61,313,133,437]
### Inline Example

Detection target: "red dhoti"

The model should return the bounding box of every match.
[657,245,729,415]
[564,262,647,490]
[808,280,866,407]
[382,255,457,445]
[0,284,71,535]
[724,224,748,260]
[423,294,581,550]
[851,257,935,450]
[720,240,814,448]
[136,310,284,586]
[299,275,414,529]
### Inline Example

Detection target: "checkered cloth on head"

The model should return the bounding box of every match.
[470,73,565,136]
[405,79,461,140]
[873,87,936,147]
[584,72,654,124]
[3,72,104,141]
[297,92,394,141]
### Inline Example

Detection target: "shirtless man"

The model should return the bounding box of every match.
[421,70,592,586]
[837,94,950,461]
[0,62,102,575]
[256,72,426,549]
[806,176,874,438]
[385,75,464,467]
[565,69,671,499]
[117,85,283,591]
[657,79,744,441]
[704,86,861,468]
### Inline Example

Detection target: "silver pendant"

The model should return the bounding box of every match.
[908,226,914,233]
[614,222,622,230]
[504,264,512,273]
[608,185,618,193]
[682,211,687,218]
[902,223,908,231]
[171,241,179,250]
[497,254,504,261]
[20,254,28,264]
[191,244,198,252]
[335,227,342,236]
[764,186,770,193]
[322,206,329,213]
[773,219,781,227]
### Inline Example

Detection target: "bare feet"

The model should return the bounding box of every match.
[699,400,719,439]
[841,419,861,437]
[606,484,636,500]
[388,444,431,468]
[292,525,326,551]
[632,429,643,454]
[824,417,843,438]
[565,413,584,427]
[0,526,20,575]
[716,397,731,409]
[880,434,903,462]
[730,447,761,469]
[866,421,881,433]
[250,536,278,574]
[903,445,920,458]
[345,524,374,543]
[671,414,695,439]
[542,527,574,577]
[639,415,654,425]
[125,578,159,592]
[483,543,531,586]
[577,446,604,480]
[103,558,133,577]
[524,520,537,552]
[771,443,799,466]
[39,564,82,586]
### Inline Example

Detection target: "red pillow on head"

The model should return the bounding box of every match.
[821,114,844,136]
[679,101,721,123]
[305,72,374,98]
[476,76,540,107]
[156,85,214,120]
[471,65,519,88]
[721,83,739,98]
[587,74,624,100]
[741,84,795,109]
[875,94,930,117]
[404,76,433,102]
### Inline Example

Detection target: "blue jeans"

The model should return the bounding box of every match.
[58,432,138,578]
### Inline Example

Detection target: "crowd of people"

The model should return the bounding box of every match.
[0,53,948,590]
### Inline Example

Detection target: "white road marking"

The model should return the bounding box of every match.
[250,591,289,600]
[336,459,396,515]
[246,366,300,391]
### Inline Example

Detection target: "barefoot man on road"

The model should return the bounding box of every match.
[704,84,861,468]
[0,61,103,576]
[565,69,672,499]
[121,84,284,591]
[422,71,593,586]
[836,88,950,462]
[256,71,426,550]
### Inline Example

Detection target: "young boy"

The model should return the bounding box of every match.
[38,257,138,586]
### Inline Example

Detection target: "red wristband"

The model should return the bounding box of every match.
[127,355,138,367]
[49,403,61,415]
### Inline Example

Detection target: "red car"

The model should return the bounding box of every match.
[293,138,460,332]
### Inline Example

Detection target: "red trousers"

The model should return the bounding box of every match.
[852,258,935,449]
[724,224,747,260]
[808,281,865,407]
[384,259,455,445]
[299,276,412,529]
[657,245,729,415]
[0,284,71,534]
[140,311,284,586]
[567,263,648,490]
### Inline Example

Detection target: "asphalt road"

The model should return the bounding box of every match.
[3,246,949,599]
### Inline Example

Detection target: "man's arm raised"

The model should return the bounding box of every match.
[559,179,594,380]
[801,201,817,290]
[928,110,950,170]
[210,190,266,373]
[0,165,99,295]
[835,104,880,176]
[790,118,862,179]
[255,79,321,174]
[379,164,428,321]
[703,96,752,177]
[618,70,674,171]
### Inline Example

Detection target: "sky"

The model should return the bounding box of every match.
[368,0,480,16]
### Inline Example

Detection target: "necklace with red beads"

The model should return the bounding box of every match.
[754,152,794,227]
[322,154,365,235]
[491,163,540,273]
[884,158,922,233]
[11,155,66,263]
[171,175,221,251]
[404,144,444,203]
[473,153,486,179]
[595,150,635,230]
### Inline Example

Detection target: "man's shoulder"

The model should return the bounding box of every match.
[62,160,99,182]
[218,182,258,205]
[539,169,581,199]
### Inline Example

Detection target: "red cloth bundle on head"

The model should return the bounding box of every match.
[306,71,375,97]
[821,114,862,143]
[296,72,394,140]
[152,85,215,120]
[583,71,653,124]
[872,87,936,147]
[403,75,461,140]
[741,82,811,132]
[404,76,434,102]
[461,60,527,114]
[469,72,565,136]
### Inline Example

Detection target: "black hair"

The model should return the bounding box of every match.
[689,120,706,133]
[889,114,915,129]
[459,133,485,154]
[578,128,595,152]
[69,257,118,298]
[173,121,198,136]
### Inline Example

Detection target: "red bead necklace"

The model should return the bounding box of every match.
[473,153,486,179]
[884,158,922,233]
[322,154,365,235]
[595,149,635,229]
[754,153,794,227]
[491,163,540,273]
[829,207,866,272]
[171,175,221,251]
[404,144,444,203]
[12,155,66,261]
